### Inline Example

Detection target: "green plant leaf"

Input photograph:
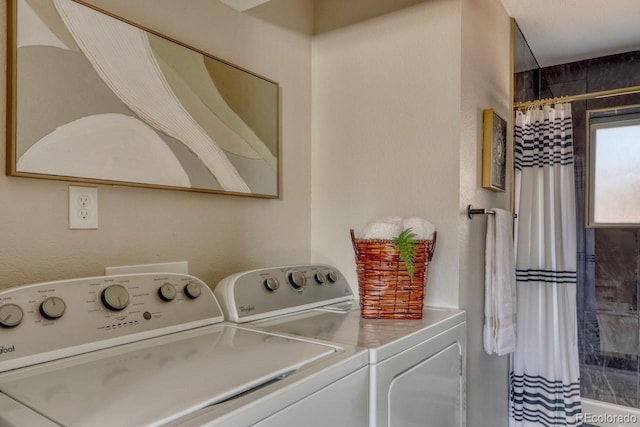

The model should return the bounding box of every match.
[393,228,417,279]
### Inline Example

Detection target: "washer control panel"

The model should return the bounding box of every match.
[214,265,353,323]
[0,273,222,372]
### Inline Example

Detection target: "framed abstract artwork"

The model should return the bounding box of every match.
[7,0,280,198]
[482,109,507,192]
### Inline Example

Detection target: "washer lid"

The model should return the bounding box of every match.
[0,325,336,427]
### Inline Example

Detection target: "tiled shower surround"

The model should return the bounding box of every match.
[516,50,640,408]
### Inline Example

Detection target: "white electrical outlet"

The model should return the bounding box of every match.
[69,186,98,229]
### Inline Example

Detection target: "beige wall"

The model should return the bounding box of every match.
[459,0,512,425]
[311,0,463,308]
[0,0,313,289]
[311,0,512,425]
[3,0,512,424]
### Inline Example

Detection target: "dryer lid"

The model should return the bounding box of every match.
[253,307,466,363]
[0,325,336,427]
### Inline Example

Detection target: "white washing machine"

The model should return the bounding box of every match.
[214,264,467,427]
[0,272,368,427]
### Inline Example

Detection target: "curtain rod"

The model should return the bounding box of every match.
[514,84,640,110]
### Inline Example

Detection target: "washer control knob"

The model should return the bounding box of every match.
[101,285,130,311]
[264,277,280,292]
[327,271,339,283]
[0,304,24,328]
[184,282,202,299]
[314,272,327,284]
[288,271,306,289]
[40,297,66,320]
[158,283,177,302]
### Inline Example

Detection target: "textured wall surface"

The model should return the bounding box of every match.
[1,0,313,289]
[4,1,514,424]
[459,0,512,425]
[311,0,463,308]
[311,0,512,425]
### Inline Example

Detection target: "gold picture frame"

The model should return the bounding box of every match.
[7,0,280,198]
[482,109,507,192]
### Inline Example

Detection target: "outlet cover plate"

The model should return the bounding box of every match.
[69,185,98,229]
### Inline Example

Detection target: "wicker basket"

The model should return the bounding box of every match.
[350,229,437,319]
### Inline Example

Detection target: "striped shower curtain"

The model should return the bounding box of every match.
[510,104,582,426]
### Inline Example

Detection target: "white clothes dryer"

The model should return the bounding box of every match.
[0,272,368,427]
[215,264,467,427]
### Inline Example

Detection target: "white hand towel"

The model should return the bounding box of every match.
[483,208,517,356]
[401,217,436,240]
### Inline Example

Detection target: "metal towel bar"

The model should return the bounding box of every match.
[467,205,517,219]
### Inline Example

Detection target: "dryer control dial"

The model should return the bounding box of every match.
[184,282,202,299]
[40,297,66,320]
[0,304,24,328]
[158,283,177,302]
[101,285,130,311]
[288,271,307,289]
[264,277,280,292]
[314,272,327,284]
[327,271,338,283]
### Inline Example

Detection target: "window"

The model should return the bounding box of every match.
[587,107,640,227]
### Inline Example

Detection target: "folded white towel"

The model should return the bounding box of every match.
[360,221,403,240]
[358,216,436,240]
[402,217,436,240]
[483,208,517,356]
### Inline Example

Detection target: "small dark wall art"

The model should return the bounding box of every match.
[482,109,506,192]
[6,0,280,198]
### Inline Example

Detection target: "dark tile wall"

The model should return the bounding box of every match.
[513,22,539,103]
[513,69,540,103]
[515,50,640,408]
